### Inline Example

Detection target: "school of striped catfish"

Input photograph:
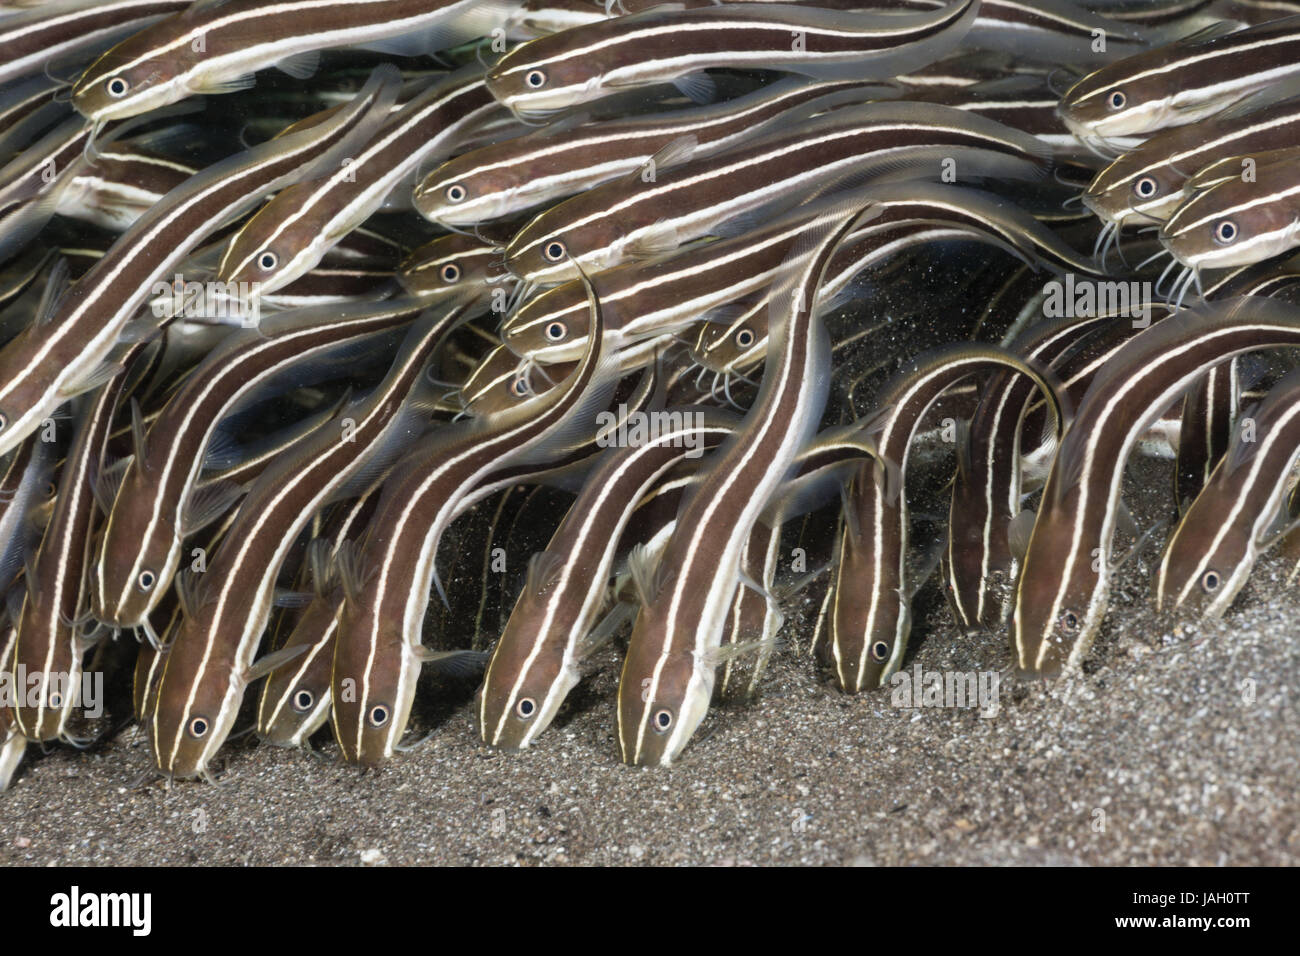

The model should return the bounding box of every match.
[2,0,1300,786]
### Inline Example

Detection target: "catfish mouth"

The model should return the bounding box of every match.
[1079,187,1109,220]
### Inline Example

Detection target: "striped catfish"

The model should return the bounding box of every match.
[0,247,57,317]
[461,333,673,418]
[55,142,195,232]
[71,0,514,125]
[687,297,769,378]
[945,317,1108,634]
[1160,148,1300,272]
[717,516,786,700]
[131,515,231,726]
[251,261,398,311]
[485,0,977,118]
[0,67,400,458]
[0,114,94,263]
[825,343,1064,692]
[1012,296,1300,676]
[415,77,884,226]
[1085,0,1217,24]
[504,0,962,41]
[397,234,511,301]
[0,74,66,147]
[503,0,604,39]
[913,74,1095,155]
[480,408,739,750]
[195,398,353,493]
[1084,96,1300,229]
[458,343,539,416]
[615,203,865,766]
[886,0,1159,63]
[943,308,1171,633]
[504,100,1051,284]
[149,305,467,780]
[256,487,380,749]
[0,435,52,601]
[1058,15,1300,143]
[507,180,1094,363]
[94,297,431,632]
[507,185,1051,366]
[330,270,618,767]
[1155,366,1300,618]
[1174,358,1238,512]
[9,342,147,743]
[0,0,189,87]
[217,68,505,297]
[1204,249,1300,301]
[130,599,177,725]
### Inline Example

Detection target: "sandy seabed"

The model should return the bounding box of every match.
[3,476,1295,867]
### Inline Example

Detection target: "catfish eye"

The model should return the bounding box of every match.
[0,413,8,430]
[511,376,531,397]
[257,251,278,271]
[652,708,673,733]
[543,240,566,262]
[1134,176,1158,199]
[525,69,546,89]
[445,183,467,203]
[48,690,63,708]
[106,77,130,98]
[516,697,536,719]
[440,263,461,283]
[735,328,755,348]
[1107,90,1126,110]
[1201,570,1221,593]
[1060,610,1080,632]
[1214,220,1238,244]
[368,704,390,728]
[544,321,566,342]
[137,570,156,591]
[292,690,314,712]
[188,716,209,738]
[871,641,889,662]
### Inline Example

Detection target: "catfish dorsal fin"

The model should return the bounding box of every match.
[576,600,636,659]
[91,454,131,515]
[35,257,70,327]
[335,540,367,605]
[181,479,246,537]
[622,219,680,261]
[707,635,782,666]
[174,570,201,620]
[637,134,698,181]
[243,643,310,684]
[954,418,973,481]
[1007,509,1035,563]
[306,538,339,597]
[627,542,665,606]
[275,50,320,80]
[413,647,489,679]
[524,549,564,596]
[839,481,863,550]
[129,397,149,469]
